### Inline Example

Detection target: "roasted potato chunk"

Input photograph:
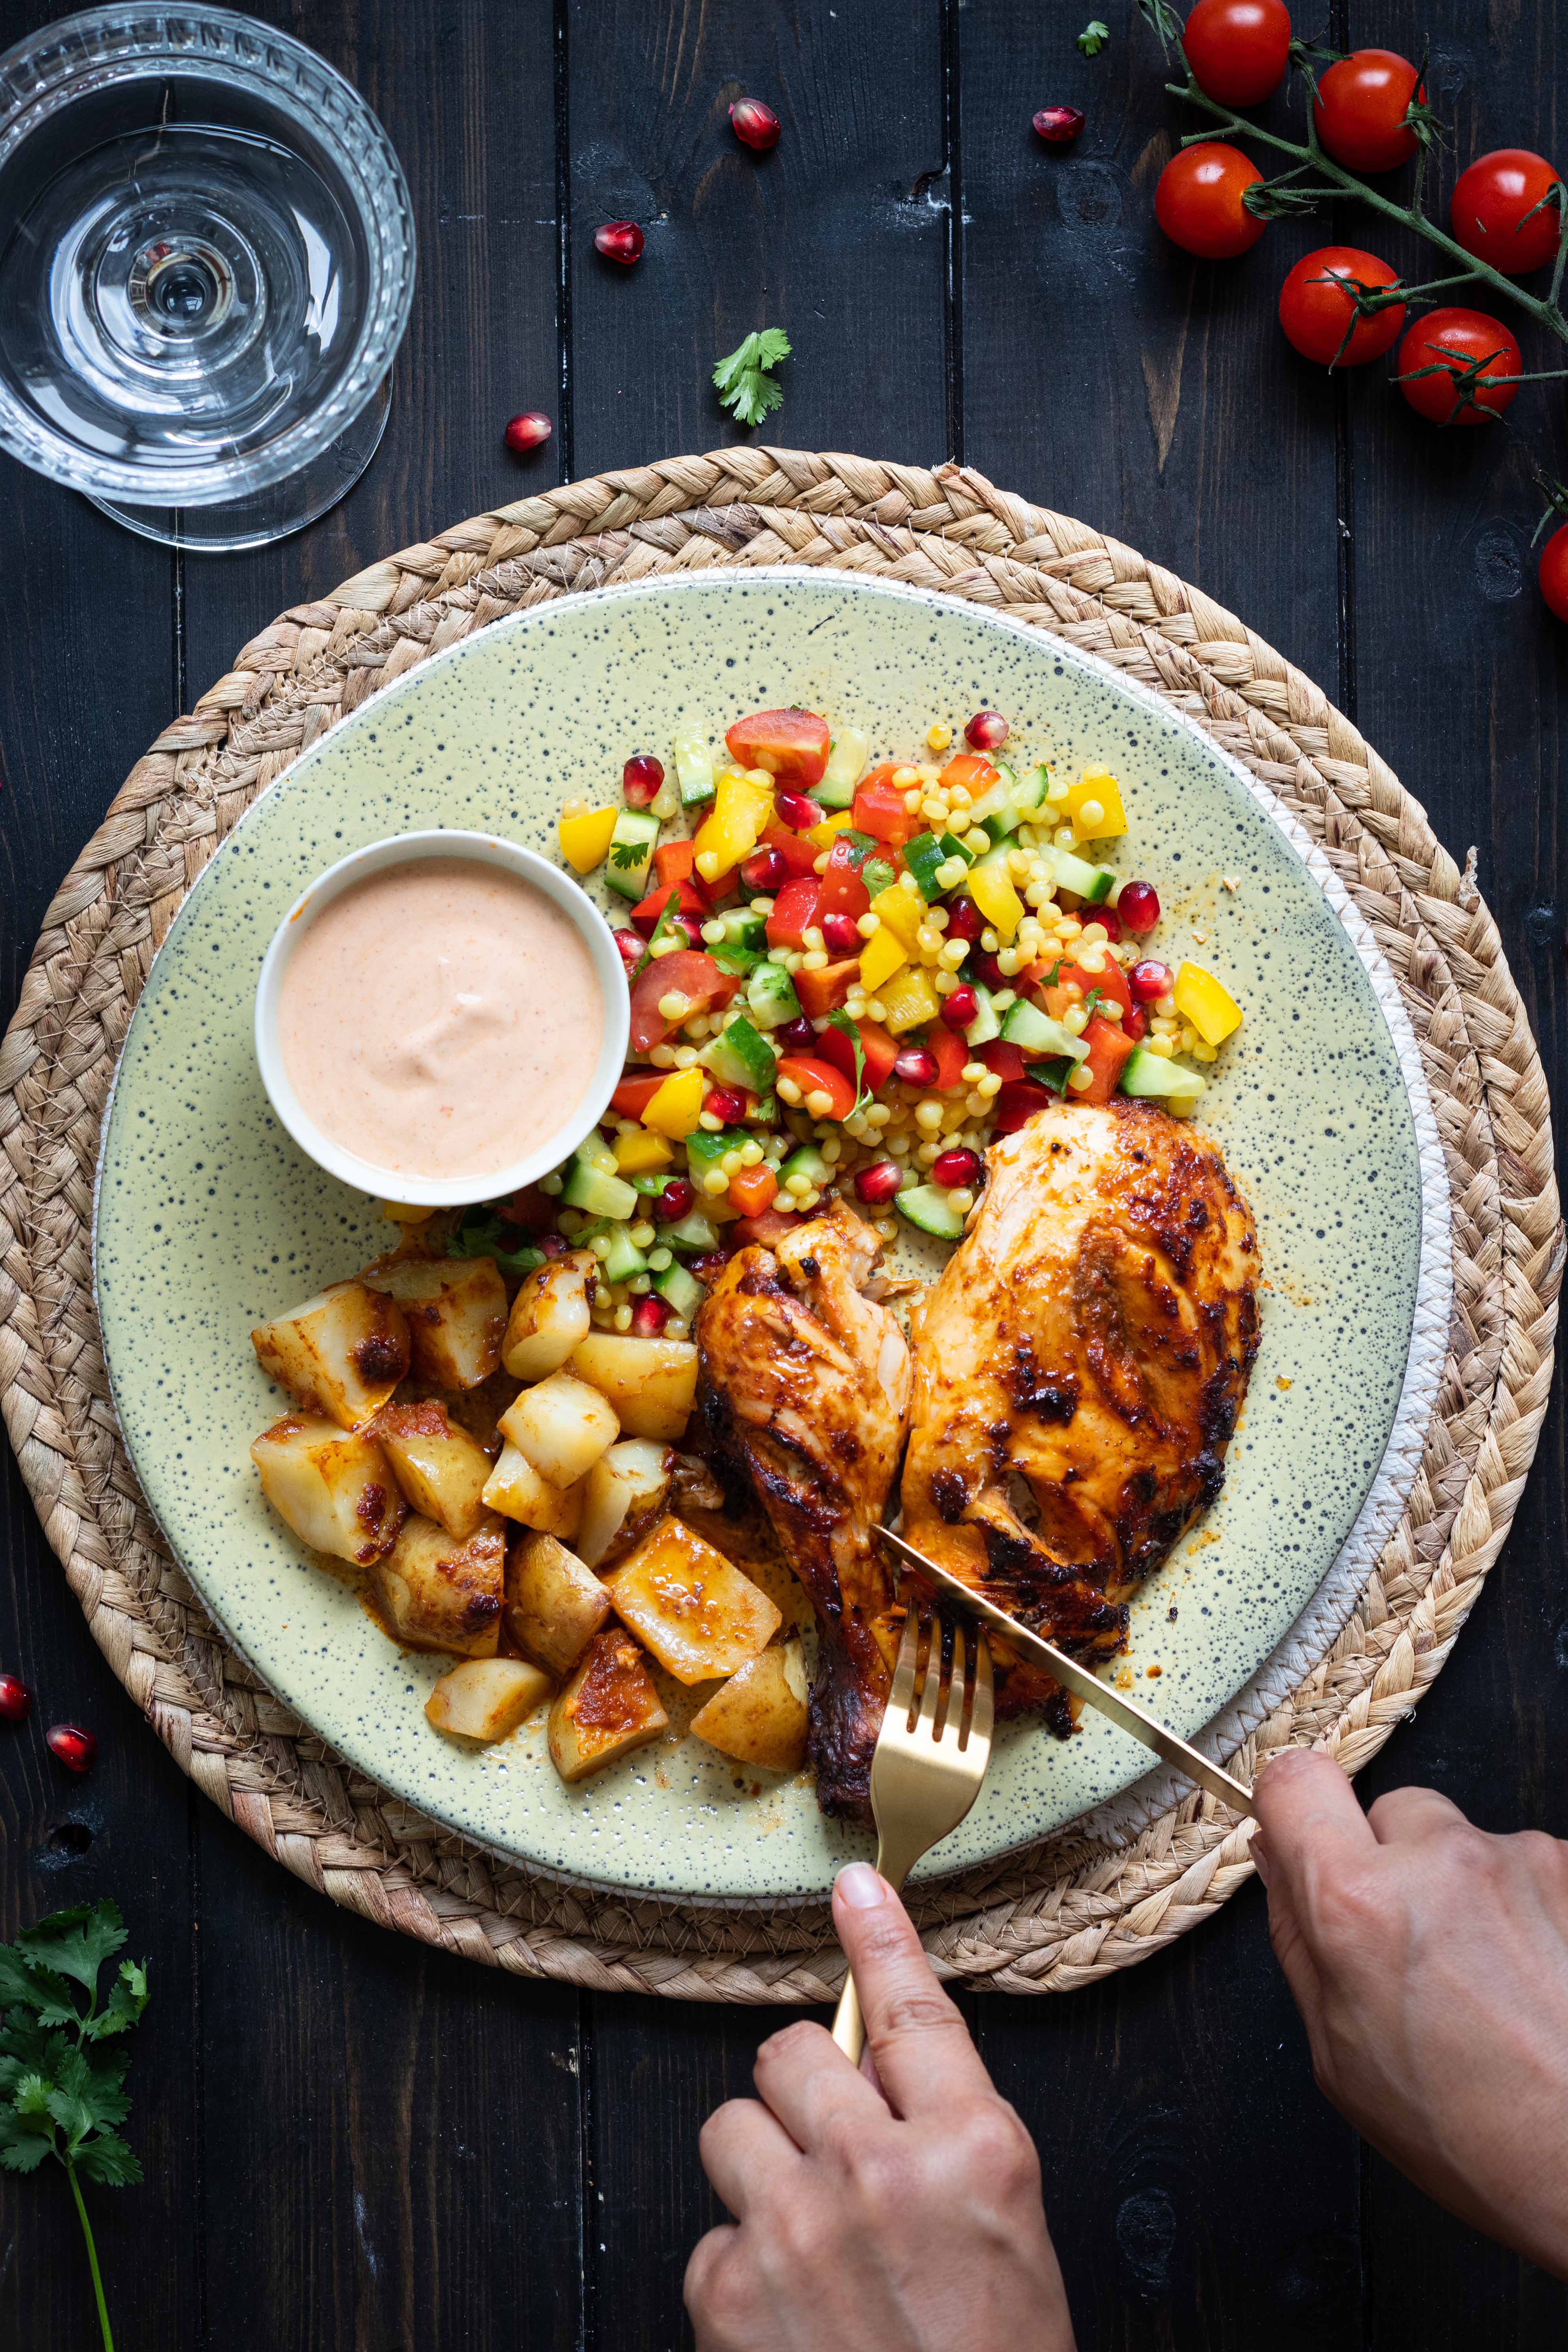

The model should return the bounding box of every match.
[481,1442,584,1538]
[251,1413,405,1565]
[251,1282,409,1429]
[498,1371,618,1489]
[548,1628,668,1783]
[576,1438,673,1568]
[425,1657,553,1744]
[605,1516,781,1684]
[691,1642,808,1772]
[363,1257,506,1389]
[502,1250,597,1382]
[368,1512,505,1656]
[505,1530,613,1677]
[570,1334,698,1442]
[376,1400,494,1539]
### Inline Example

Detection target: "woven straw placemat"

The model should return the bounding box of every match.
[1,452,1560,2001]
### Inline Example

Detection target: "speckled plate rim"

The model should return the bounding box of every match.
[89,565,1449,1905]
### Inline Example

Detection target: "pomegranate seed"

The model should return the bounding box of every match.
[970,950,1005,991]
[775,790,818,831]
[622,754,664,806]
[595,219,645,265]
[539,1232,566,1259]
[504,411,552,454]
[740,846,789,893]
[0,1674,32,1724]
[655,1177,695,1222]
[855,1160,904,1205]
[1116,880,1161,935]
[46,1724,96,1774]
[1033,104,1085,143]
[677,913,705,948]
[612,928,644,971]
[932,1145,984,1189]
[729,96,781,151]
[941,985,979,1031]
[821,912,861,956]
[965,710,1009,752]
[1129,959,1173,1004]
[705,1086,748,1124]
[894,1044,939,1087]
[945,897,984,943]
[775,1016,819,1052]
[688,1250,729,1282]
[630,1293,672,1336]
[1089,906,1122,943]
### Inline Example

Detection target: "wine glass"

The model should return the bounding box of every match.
[0,6,416,552]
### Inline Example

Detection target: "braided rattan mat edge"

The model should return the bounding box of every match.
[1,451,1559,2001]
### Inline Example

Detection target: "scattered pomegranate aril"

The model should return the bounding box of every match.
[0,1674,32,1724]
[775,790,818,831]
[729,96,781,151]
[945,897,984,943]
[1090,906,1123,943]
[970,950,1005,992]
[854,1160,904,1206]
[655,1177,695,1223]
[775,1016,820,1052]
[612,928,645,971]
[821,912,861,956]
[676,913,705,948]
[687,1250,729,1282]
[595,219,645,266]
[705,1086,748,1124]
[46,1723,96,1774]
[1129,959,1173,1004]
[539,1232,567,1259]
[622,753,664,806]
[932,1146,983,1190]
[941,985,979,1031]
[1116,880,1161,935]
[630,1294,671,1336]
[504,411,552,454]
[740,846,790,893]
[893,1044,939,1087]
[1033,105,1085,144]
[965,710,1009,752]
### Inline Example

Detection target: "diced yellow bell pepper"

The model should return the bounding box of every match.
[641,1066,709,1140]
[381,1200,435,1224]
[807,808,858,852]
[1173,960,1242,1046]
[869,884,924,952]
[557,805,618,873]
[1064,766,1127,843]
[966,859,1023,944]
[859,927,909,995]
[692,771,775,882]
[878,964,942,1035]
[613,1127,674,1174]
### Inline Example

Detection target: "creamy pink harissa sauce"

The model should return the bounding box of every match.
[278,857,603,1180]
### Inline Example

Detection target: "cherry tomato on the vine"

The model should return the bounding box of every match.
[1540,525,1568,623]
[1395,308,1522,426]
[1450,149,1566,276]
[1154,142,1266,260]
[1181,0,1292,108]
[1278,247,1405,366]
[1313,49,1424,174]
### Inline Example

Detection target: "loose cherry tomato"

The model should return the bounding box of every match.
[1396,308,1521,426]
[724,708,830,786]
[1181,0,1291,107]
[1450,149,1566,276]
[1312,50,1423,174]
[1154,143,1266,260]
[1539,524,1568,622]
[1278,247,1405,366]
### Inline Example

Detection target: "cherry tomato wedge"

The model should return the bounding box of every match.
[1450,149,1566,276]
[724,707,830,786]
[1540,523,1568,623]
[1313,49,1424,174]
[816,837,874,923]
[765,876,822,948]
[626,951,738,1053]
[1181,0,1291,108]
[629,878,705,934]
[611,1069,671,1118]
[976,1040,1027,1083]
[777,1056,858,1121]
[1278,247,1406,366]
[1395,308,1521,425]
[990,1077,1055,1135]
[1154,142,1266,260]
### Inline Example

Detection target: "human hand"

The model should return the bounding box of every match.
[1252,1748,1568,2277]
[684,1863,1076,2351]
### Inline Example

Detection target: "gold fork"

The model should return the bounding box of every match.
[829,1598,993,2062]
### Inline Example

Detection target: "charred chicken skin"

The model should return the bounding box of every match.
[694,1203,911,1817]
[902,1100,1259,1728]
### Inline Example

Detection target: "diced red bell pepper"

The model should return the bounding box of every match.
[626,950,739,1054]
[725,708,831,787]
[976,1040,1027,1083]
[926,1023,970,1092]
[816,1018,899,1097]
[726,1163,779,1218]
[731,1205,808,1249]
[610,1070,669,1117]
[794,958,861,1019]
[765,876,822,950]
[937,752,1001,798]
[990,1078,1055,1135]
[1080,1015,1139,1106]
[852,763,918,848]
[630,877,705,935]
[816,836,873,925]
[777,1055,858,1122]
[760,821,823,882]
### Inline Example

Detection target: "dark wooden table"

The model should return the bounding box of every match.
[3,3,1566,2344]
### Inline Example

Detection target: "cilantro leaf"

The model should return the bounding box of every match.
[1082,988,1105,1022]
[824,1012,871,1118]
[19,1905,126,1998]
[609,839,646,870]
[73,2133,143,2188]
[713,329,793,429]
[1077,18,1110,55]
[446,1211,547,1276]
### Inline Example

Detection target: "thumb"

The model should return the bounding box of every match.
[833,1864,990,2120]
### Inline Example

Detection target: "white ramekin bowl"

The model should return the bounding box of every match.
[254,829,630,1207]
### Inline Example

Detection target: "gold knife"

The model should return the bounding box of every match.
[873,1525,1254,1816]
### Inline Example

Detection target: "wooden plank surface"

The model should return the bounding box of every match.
[1,0,1566,2344]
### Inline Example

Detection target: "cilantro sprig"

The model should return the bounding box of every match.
[0,1901,149,2351]
[824,1012,872,1118]
[1077,19,1110,55]
[712,328,792,428]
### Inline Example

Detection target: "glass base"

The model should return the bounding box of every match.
[87,380,391,553]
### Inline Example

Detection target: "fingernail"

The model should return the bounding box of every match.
[835,1863,886,1910]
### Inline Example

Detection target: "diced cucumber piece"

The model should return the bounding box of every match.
[685,1125,745,1175]
[962,981,1001,1049]
[718,908,767,952]
[896,1184,966,1241]
[575,1133,619,1176]
[701,1015,779,1095]
[746,961,803,1031]
[658,1208,721,1253]
[816,726,870,804]
[600,1226,649,1284]
[1119,1048,1205,1108]
[778,1142,831,1188]
[562,1156,639,1219]
[605,809,660,900]
[810,774,856,810]
[652,1261,705,1320]
[1011,763,1050,815]
[673,723,716,807]
[999,1001,1089,1062]
[902,831,949,900]
[1047,844,1116,904]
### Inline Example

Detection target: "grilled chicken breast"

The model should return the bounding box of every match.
[902,1101,1259,1726]
[694,1203,911,1816]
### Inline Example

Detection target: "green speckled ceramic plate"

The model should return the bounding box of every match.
[94,571,1447,1901]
